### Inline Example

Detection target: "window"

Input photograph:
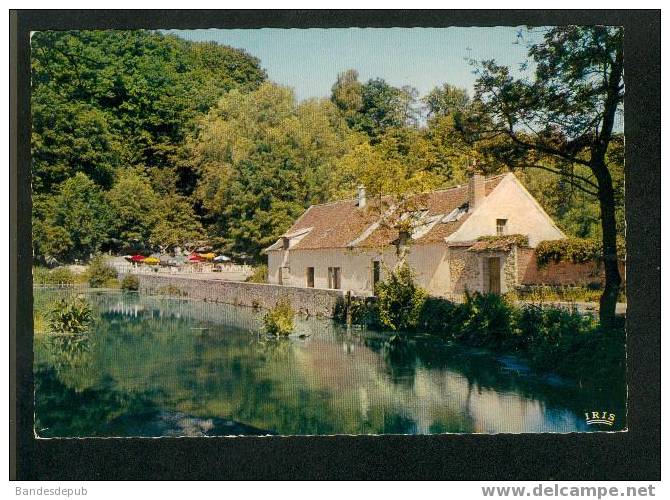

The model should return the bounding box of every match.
[372,260,381,289]
[306,267,315,288]
[496,218,507,235]
[328,267,341,289]
[281,237,290,250]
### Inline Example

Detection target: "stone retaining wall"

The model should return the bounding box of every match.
[131,274,347,318]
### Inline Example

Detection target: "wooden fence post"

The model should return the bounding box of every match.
[345,291,352,326]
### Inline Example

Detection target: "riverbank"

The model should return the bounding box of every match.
[34,274,626,395]
[343,291,626,394]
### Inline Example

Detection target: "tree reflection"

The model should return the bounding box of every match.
[33,289,627,436]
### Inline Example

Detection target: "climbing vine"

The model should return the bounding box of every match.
[471,234,529,252]
[535,238,626,268]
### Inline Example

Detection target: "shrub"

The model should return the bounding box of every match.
[46,297,93,335]
[121,274,140,291]
[375,264,427,331]
[246,265,268,283]
[33,266,76,285]
[417,296,461,335]
[49,267,76,285]
[348,296,380,327]
[87,254,118,288]
[333,281,623,388]
[519,306,617,383]
[456,292,515,347]
[334,295,380,328]
[33,266,51,285]
[263,298,295,336]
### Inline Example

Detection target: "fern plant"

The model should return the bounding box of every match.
[47,297,93,335]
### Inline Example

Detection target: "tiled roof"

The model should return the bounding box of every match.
[267,175,506,251]
[280,199,381,250]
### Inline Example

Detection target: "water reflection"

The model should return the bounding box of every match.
[33,289,625,437]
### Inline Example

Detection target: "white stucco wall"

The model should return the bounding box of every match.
[267,243,452,296]
[447,173,565,247]
[406,243,452,297]
[267,247,388,294]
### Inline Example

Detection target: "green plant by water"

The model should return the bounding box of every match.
[342,267,625,392]
[263,298,295,336]
[374,263,427,331]
[121,274,140,291]
[46,296,93,335]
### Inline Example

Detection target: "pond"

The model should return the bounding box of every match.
[33,289,626,437]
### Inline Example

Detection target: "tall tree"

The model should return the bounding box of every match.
[106,168,162,251]
[191,83,360,260]
[423,83,470,118]
[358,78,418,140]
[331,69,364,128]
[32,172,113,262]
[149,194,204,252]
[332,73,419,141]
[464,26,624,326]
[30,29,267,262]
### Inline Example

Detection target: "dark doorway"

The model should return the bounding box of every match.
[328,267,341,289]
[306,267,314,288]
[372,260,381,290]
[279,266,289,286]
[488,257,501,294]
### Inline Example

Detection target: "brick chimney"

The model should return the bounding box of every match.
[468,173,485,211]
[357,185,367,208]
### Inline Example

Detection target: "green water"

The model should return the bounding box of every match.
[33,289,625,436]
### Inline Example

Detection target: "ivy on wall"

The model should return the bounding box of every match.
[535,238,626,268]
[470,234,529,252]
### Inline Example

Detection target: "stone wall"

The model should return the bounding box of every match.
[132,274,347,318]
[502,247,518,291]
[448,246,482,298]
[517,248,626,286]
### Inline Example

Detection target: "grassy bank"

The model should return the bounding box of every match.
[33,255,120,289]
[508,284,627,304]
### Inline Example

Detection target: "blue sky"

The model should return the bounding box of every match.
[166,27,535,101]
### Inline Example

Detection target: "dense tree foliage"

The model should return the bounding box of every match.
[31,30,265,262]
[32,173,113,261]
[190,83,359,259]
[31,30,266,192]
[331,72,419,141]
[422,83,470,118]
